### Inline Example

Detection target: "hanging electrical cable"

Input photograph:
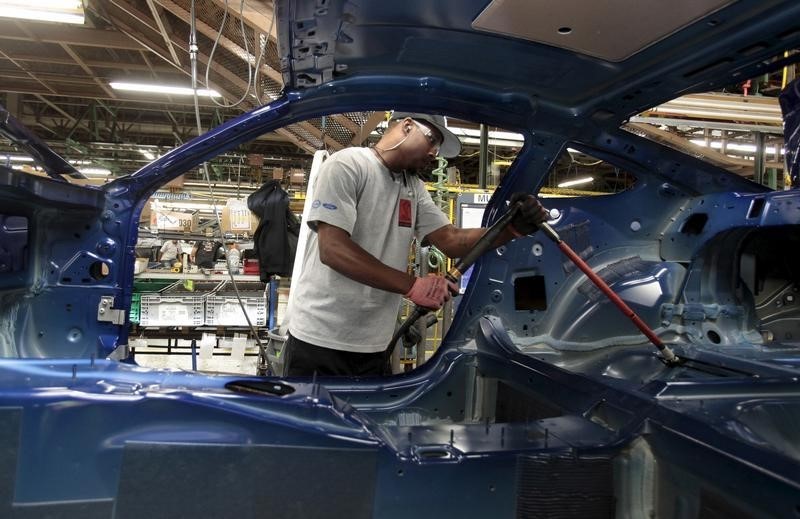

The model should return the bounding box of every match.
[190,0,270,374]
[253,7,276,105]
[205,0,254,109]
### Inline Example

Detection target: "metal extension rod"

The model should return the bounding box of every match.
[536,221,679,364]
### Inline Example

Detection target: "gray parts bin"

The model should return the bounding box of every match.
[205,281,268,326]
[139,280,222,327]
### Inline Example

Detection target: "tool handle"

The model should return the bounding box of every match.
[446,202,522,282]
[385,202,523,357]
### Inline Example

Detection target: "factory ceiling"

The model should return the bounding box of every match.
[0,1,793,185]
[0,0,379,179]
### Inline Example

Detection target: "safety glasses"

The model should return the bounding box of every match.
[412,119,442,156]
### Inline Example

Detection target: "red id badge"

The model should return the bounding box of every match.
[398,198,412,228]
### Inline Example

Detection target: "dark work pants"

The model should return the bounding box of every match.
[284,333,389,377]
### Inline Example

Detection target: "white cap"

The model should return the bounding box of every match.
[390,112,461,158]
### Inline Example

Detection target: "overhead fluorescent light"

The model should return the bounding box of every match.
[0,0,85,24]
[689,139,785,155]
[79,167,112,177]
[139,149,156,160]
[448,127,525,142]
[376,123,527,148]
[462,137,523,147]
[1,155,34,162]
[109,82,221,98]
[558,177,593,188]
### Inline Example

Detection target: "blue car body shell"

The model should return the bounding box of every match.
[0,0,799,517]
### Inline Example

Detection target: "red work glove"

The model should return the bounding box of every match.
[405,274,458,310]
[508,192,548,236]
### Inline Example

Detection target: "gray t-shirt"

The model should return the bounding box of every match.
[288,147,450,353]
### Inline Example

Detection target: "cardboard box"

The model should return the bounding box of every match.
[221,198,259,233]
[248,154,264,166]
[164,174,185,188]
[150,205,198,232]
[289,168,306,186]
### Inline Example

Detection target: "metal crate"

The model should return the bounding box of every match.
[139,280,222,327]
[205,281,268,326]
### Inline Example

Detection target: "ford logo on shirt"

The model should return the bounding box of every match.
[323,203,338,210]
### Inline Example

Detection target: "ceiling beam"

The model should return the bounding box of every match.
[34,94,77,123]
[275,127,318,155]
[105,2,256,105]
[90,4,317,156]
[0,1,335,161]
[101,4,187,79]
[14,113,292,142]
[352,111,385,145]
[59,43,118,99]
[0,20,143,49]
[628,122,784,173]
[12,19,39,41]
[146,0,182,67]
[154,0,283,86]
[139,50,159,78]
[1,52,177,74]
[628,115,783,135]
[3,80,222,107]
[641,92,782,125]
[297,121,344,152]
[0,50,58,94]
[332,112,360,135]
[207,0,277,41]
[107,0,164,40]
[149,1,359,142]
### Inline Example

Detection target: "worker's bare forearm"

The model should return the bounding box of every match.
[427,225,516,258]
[450,228,486,257]
[318,223,414,294]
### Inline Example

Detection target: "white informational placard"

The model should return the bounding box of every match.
[460,205,486,229]
[456,193,490,294]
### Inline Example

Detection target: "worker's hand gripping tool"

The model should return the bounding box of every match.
[385,201,523,359]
